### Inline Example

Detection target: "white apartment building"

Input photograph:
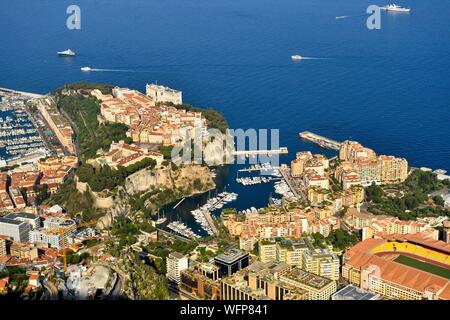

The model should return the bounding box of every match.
[166,252,189,284]
[29,229,62,249]
[0,217,31,242]
[4,212,40,229]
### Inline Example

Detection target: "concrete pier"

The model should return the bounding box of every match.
[0,87,45,99]
[299,131,341,150]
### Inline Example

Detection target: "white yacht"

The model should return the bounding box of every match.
[80,66,92,72]
[156,217,167,225]
[291,55,303,61]
[57,49,75,56]
[383,4,411,12]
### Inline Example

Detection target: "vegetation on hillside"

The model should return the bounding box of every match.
[56,94,131,159]
[366,170,450,220]
[46,179,100,221]
[312,229,360,251]
[167,103,228,133]
[57,82,114,94]
[76,159,156,192]
[121,253,169,300]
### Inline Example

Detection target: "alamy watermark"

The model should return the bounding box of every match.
[171,128,282,171]
[367,5,382,30]
[66,5,81,30]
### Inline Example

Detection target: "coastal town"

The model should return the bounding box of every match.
[0,82,450,301]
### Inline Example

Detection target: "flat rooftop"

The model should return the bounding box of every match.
[0,217,24,225]
[5,212,39,220]
[332,284,379,300]
[169,252,186,259]
[214,248,248,264]
[282,268,332,289]
[247,261,290,275]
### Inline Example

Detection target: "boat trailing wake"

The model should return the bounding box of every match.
[88,68,141,72]
[335,13,369,20]
[298,57,331,60]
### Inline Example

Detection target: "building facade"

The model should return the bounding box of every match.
[146,83,182,105]
[0,217,31,242]
[166,252,189,284]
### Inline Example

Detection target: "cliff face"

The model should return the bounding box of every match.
[93,164,215,230]
[124,164,215,195]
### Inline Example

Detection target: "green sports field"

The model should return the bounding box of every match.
[394,255,450,280]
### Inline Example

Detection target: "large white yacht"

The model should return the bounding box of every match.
[383,4,411,12]
[57,49,75,56]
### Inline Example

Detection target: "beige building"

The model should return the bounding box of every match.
[304,172,329,190]
[280,268,337,300]
[0,236,7,256]
[95,140,164,169]
[259,238,338,280]
[221,261,307,300]
[303,248,340,281]
[259,240,277,263]
[291,159,304,177]
[10,242,39,260]
[379,155,408,183]
[37,98,75,154]
[146,83,182,105]
[338,140,408,187]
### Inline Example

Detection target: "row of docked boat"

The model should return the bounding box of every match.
[6,142,46,154]
[0,127,38,138]
[167,221,201,240]
[238,207,259,215]
[191,191,238,235]
[0,97,46,161]
[236,176,278,185]
[274,180,295,199]
[190,209,214,236]
[203,191,238,211]
[239,162,279,171]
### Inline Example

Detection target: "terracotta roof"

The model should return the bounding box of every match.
[347,250,449,295]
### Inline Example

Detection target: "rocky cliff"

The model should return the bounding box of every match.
[96,164,215,229]
[124,164,215,195]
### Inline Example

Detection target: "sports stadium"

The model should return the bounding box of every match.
[342,233,450,300]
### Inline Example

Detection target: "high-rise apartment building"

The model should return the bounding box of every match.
[166,252,189,284]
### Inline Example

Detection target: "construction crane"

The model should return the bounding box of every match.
[48,220,97,275]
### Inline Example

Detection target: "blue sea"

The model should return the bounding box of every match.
[1,0,450,228]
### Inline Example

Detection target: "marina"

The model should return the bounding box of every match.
[237,162,280,173]
[167,221,201,240]
[236,162,283,185]
[0,95,49,165]
[236,176,280,185]
[190,191,237,236]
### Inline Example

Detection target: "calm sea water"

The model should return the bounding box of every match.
[1,0,450,228]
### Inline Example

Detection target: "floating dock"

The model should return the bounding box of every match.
[299,131,341,150]
[233,147,288,156]
[201,209,219,236]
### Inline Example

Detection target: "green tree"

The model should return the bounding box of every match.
[433,195,445,206]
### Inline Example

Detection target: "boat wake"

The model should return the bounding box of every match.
[335,13,369,20]
[298,57,331,60]
[88,68,140,72]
